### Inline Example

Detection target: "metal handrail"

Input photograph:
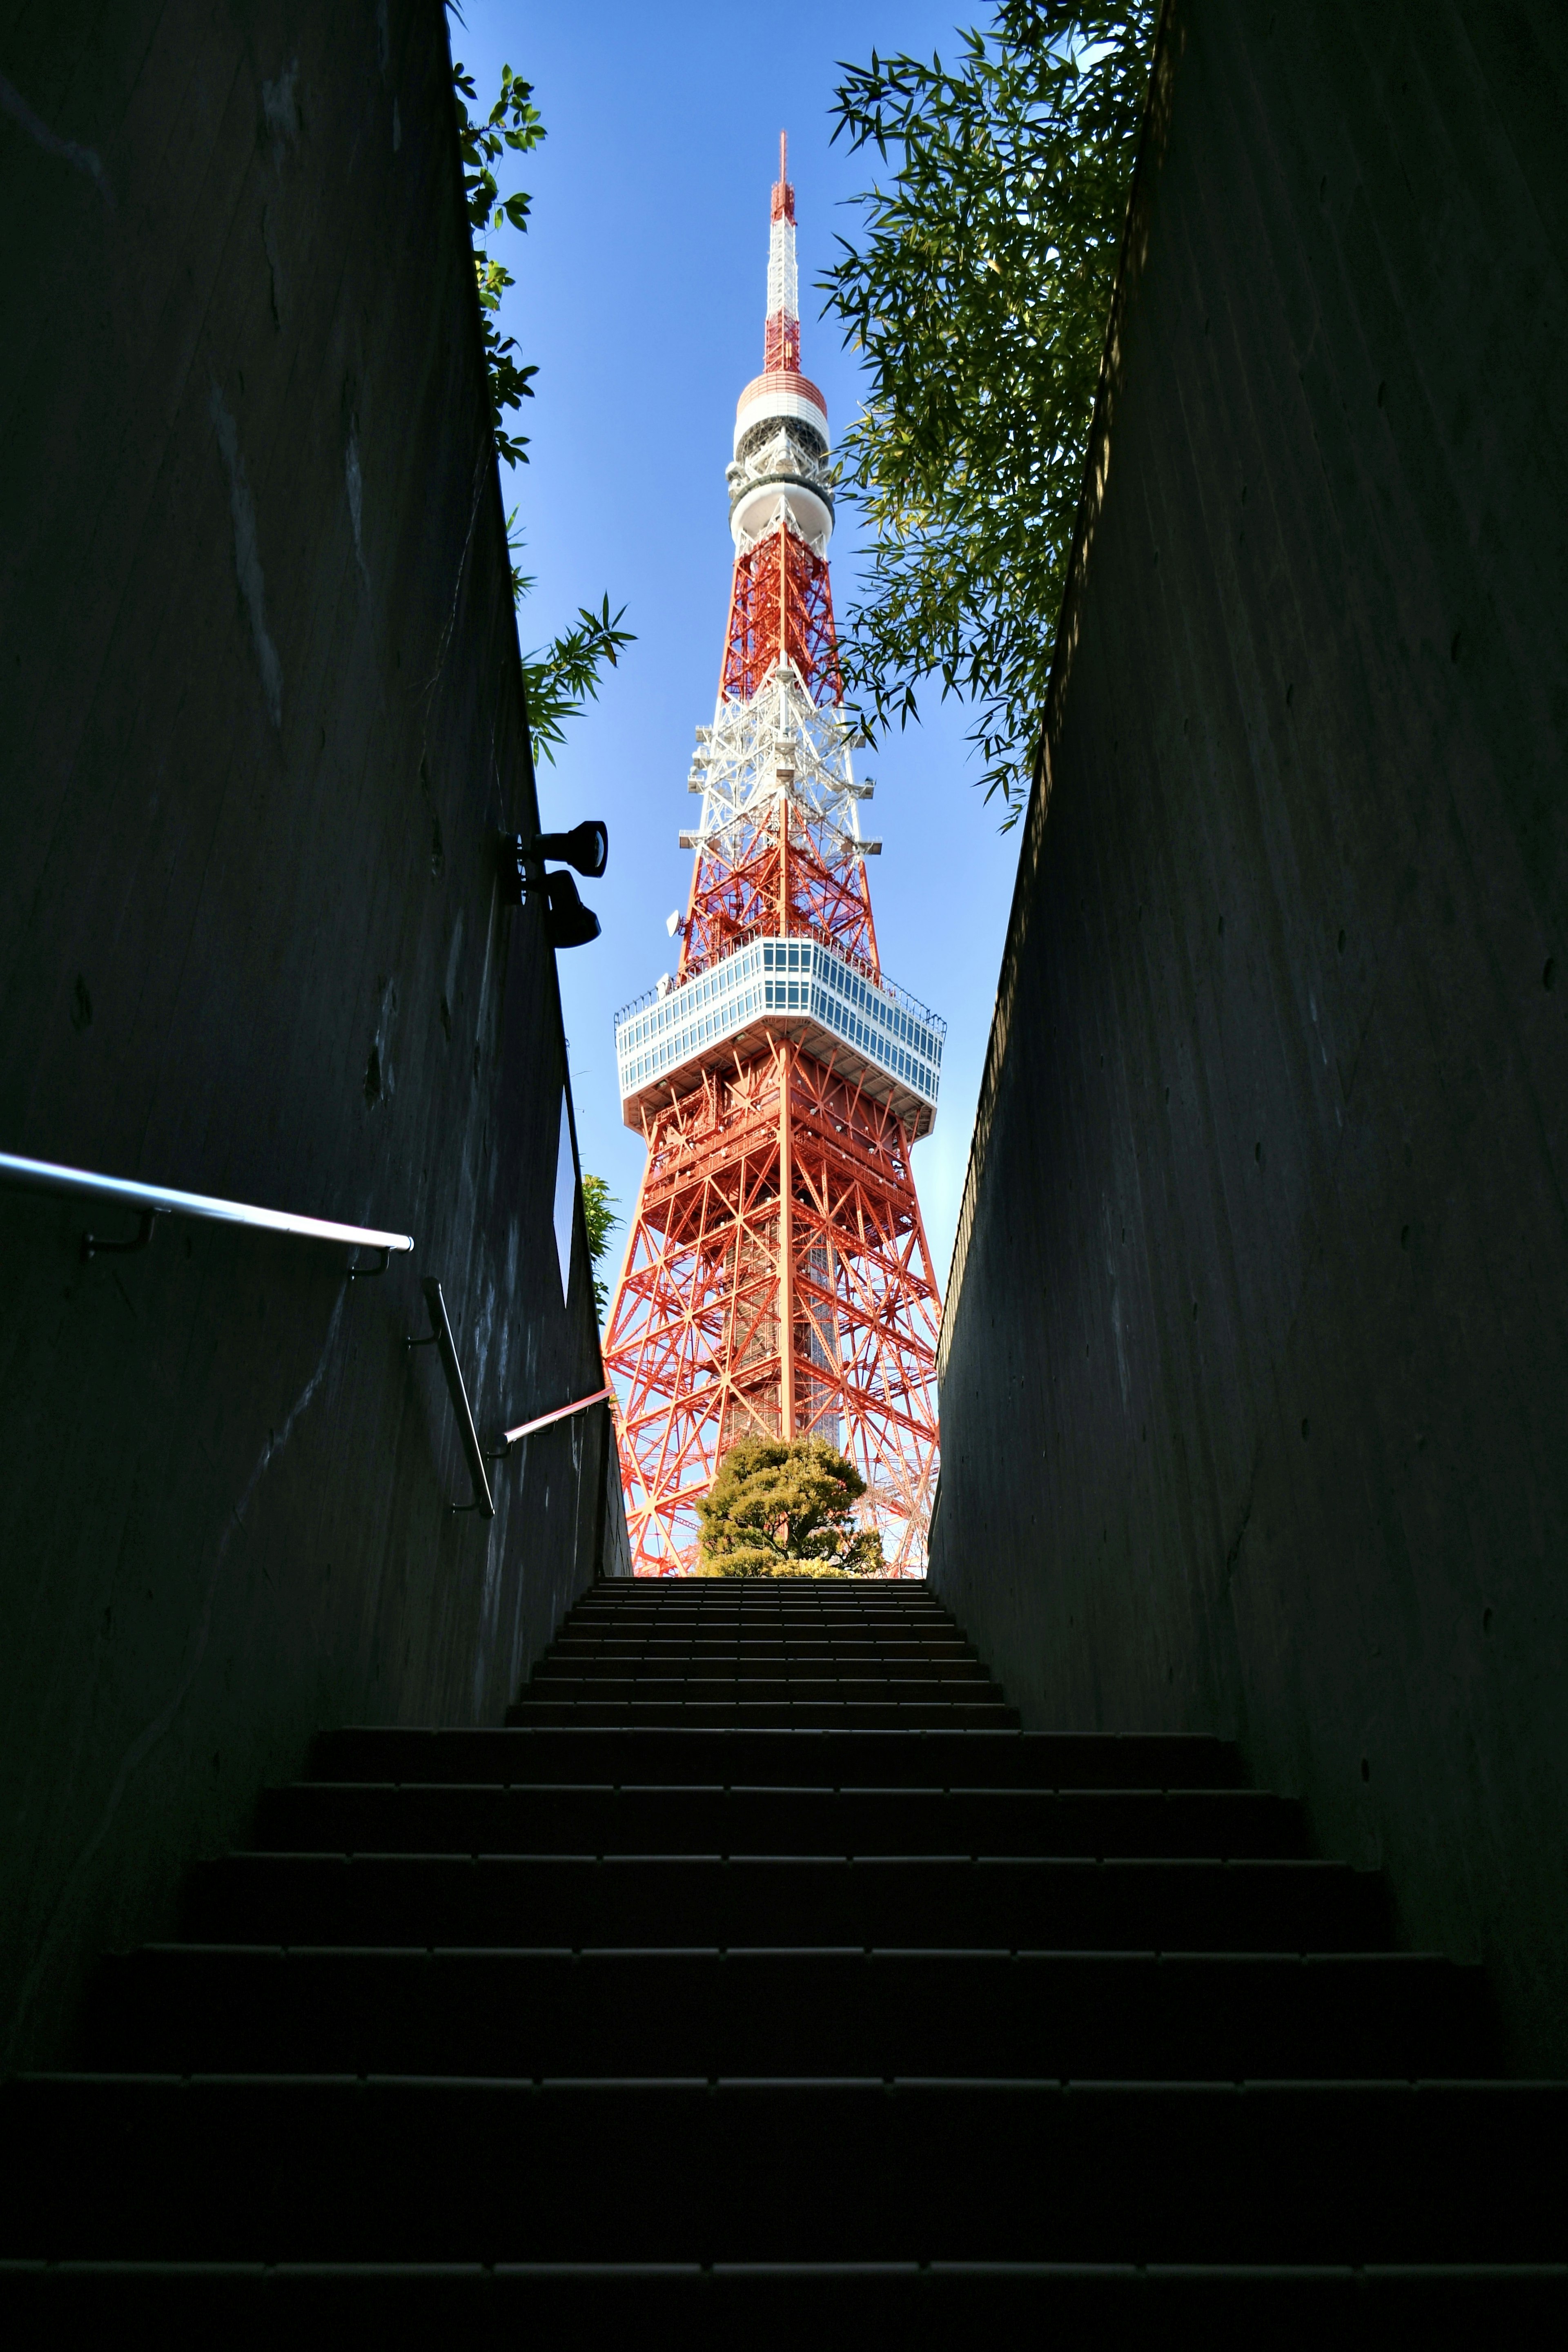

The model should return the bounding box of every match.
[497,1383,613,1455]
[409,1277,494,1518]
[0,1150,415,1271]
[7,1151,601,1523]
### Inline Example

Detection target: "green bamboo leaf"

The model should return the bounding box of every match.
[821,2,1154,823]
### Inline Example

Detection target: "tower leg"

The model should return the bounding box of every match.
[605,1046,940,1576]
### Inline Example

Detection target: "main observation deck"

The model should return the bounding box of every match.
[615,934,944,1138]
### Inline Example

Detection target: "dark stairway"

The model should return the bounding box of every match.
[2,1576,1564,2339]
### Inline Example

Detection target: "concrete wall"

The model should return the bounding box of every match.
[932,0,1568,2068]
[0,0,625,2068]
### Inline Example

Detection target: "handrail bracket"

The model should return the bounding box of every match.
[82,1208,165,1262]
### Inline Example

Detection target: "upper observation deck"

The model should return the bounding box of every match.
[615,934,944,1138]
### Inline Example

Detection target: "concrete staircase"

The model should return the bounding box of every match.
[2,1576,1563,2336]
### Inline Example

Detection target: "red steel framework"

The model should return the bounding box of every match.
[722,518,840,706]
[603,140,942,1575]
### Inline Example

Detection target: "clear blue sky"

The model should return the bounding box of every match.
[453,0,1022,1297]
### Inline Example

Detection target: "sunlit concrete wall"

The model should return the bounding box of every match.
[932,0,1568,2067]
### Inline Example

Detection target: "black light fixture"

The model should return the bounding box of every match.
[531,819,608,878]
[539,869,601,949]
[498,820,609,948]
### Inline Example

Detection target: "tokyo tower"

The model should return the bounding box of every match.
[603,137,944,1576]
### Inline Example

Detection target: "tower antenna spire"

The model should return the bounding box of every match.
[764,130,799,371]
[603,161,943,1577]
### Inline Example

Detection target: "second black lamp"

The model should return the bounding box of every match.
[499,820,609,948]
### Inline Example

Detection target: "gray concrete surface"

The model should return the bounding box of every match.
[0,0,624,2068]
[932,0,1568,2068]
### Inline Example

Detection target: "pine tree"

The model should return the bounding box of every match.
[695,1437,885,1578]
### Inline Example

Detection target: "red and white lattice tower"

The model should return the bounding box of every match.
[603,137,944,1575]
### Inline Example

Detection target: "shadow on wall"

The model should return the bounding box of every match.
[931,0,1568,2070]
[0,0,625,2072]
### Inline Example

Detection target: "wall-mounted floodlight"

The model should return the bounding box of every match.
[532,820,608,878]
[498,821,609,950]
[539,869,600,949]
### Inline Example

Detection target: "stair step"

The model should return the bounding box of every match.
[561,1619,962,1637]
[564,1588,951,1605]
[551,1630,973,1646]
[12,1574,1551,2297]
[4,2078,1563,2263]
[514,1676,1007,1701]
[504,1699,1020,1728]
[252,1783,1309,1859]
[558,1627,964,1645]
[305,1726,1247,1790]
[3,2258,1564,2342]
[88,1946,1494,2079]
[531,1654,993,1679]
[181,1853,1388,1951]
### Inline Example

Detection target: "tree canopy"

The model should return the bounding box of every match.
[695,1437,886,1578]
[821,1,1156,824]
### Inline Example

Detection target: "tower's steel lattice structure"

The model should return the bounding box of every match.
[604,140,943,1575]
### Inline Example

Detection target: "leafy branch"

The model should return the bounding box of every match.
[450,50,635,758]
[452,59,543,469]
[580,1173,621,1322]
[822,2,1156,824]
[507,515,635,764]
